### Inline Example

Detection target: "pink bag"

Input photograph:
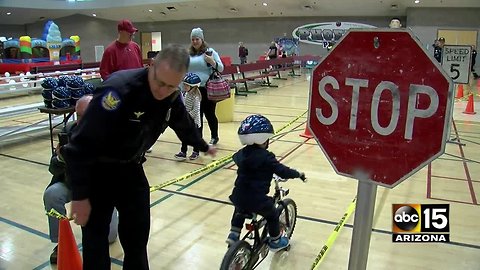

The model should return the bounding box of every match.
[206,69,231,102]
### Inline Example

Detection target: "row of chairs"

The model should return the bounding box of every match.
[220,56,320,95]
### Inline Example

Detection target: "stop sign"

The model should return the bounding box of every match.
[308,29,453,187]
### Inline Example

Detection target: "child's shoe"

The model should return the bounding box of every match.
[209,137,219,145]
[189,151,200,160]
[225,232,240,247]
[174,152,187,160]
[268,236,289,252]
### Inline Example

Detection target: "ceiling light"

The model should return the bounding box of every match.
[148,9,153,12]
[263,3,268,6]
[92,13,97,17]
[229,8,238,13]
[414,0,420,3]
[6,12,11,15]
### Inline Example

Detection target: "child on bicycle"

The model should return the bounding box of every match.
[174,72,202,160]
[226,114,306,251]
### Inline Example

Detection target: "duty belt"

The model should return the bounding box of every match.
[97,154,145,164]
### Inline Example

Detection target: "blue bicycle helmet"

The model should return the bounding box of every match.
[70,88,85,99]
[52,86,71,100]
[238,114,274,145]
[57,76,69,87]
[67,76,84,89]
[183,72,201,87]
[52,99,71,109]
[83,82,95,94]
[41,89,53,100]
[41,77,58,90]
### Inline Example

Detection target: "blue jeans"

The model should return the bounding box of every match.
[43,182,118,243]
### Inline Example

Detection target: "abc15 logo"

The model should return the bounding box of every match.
[392,204,449,233]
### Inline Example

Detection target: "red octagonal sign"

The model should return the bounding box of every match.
[308,29,453,188]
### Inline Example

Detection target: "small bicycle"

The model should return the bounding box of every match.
[220,174,306,270]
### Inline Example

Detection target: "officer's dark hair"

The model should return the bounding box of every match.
[152,44,190,73]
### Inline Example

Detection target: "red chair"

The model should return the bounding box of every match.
[220,56,232,66]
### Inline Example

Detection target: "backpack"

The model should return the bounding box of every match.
[245,48,249,56]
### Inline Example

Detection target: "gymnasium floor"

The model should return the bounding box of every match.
[0,71,479,270]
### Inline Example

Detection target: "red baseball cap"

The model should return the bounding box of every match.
[117,19,138,34]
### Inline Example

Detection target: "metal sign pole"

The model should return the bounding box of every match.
[348,180,377,270]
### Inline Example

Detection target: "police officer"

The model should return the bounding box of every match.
[61,44,216,270]
[433,37,445,63]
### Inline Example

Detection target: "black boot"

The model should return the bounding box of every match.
[49,245,58,264]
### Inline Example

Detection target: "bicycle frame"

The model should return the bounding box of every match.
[237,177,292,269]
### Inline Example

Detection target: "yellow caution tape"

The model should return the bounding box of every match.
[46,208,69,220]
[43,111,309,218]
[311,196,357,270]
[149,154,233,192]
[149,110,308,193]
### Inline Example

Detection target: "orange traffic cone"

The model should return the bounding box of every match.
[57,219,82,270]
[456,84,464,99]
[299,125,313,139]
[463,94,476,115]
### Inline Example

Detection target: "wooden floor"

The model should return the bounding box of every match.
[0,72,479,270]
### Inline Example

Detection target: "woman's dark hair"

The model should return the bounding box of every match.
[189,41,209,56]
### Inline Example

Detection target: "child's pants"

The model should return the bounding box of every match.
[231,200,280,238]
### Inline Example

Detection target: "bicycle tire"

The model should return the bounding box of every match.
[220,240,253,270]
[279,198,297,239]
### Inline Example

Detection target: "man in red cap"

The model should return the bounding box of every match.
[100,19,143,81]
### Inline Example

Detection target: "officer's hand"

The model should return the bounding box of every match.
[71,199,91,226]
[205,145,217,157]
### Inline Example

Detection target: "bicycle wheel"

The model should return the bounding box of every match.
[219,240,253,270]
[279,198,297,238]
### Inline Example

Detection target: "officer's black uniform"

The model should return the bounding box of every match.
[61,68,209,270]
[433,45,442,63]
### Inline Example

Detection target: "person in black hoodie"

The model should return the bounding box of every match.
[43,95,119,264]
[226,114,306,251]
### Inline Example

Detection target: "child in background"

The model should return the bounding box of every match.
[174,73,202,160]
[226,114,306,251]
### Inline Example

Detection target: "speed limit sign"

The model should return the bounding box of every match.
[441,45,473,84]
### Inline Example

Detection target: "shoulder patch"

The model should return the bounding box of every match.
[101,90,121,111]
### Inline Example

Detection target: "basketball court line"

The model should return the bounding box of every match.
[0,153,49,167]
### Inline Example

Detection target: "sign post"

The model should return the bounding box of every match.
[308,29,453,270]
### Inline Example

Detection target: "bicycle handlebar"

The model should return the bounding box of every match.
[273,174,307,183]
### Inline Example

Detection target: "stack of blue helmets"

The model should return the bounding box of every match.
[67,76,85,106]
[41,78,58,108]
[41,75,94,109]
[52,85,71,109]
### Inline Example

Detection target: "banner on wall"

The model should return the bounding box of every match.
[292,22,376,48]
[275,37,299,56]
